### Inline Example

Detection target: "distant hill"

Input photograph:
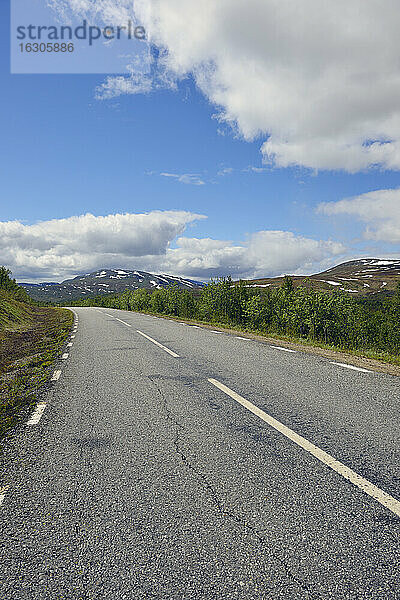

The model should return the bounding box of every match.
[241,258,400,296]
[20,269,205,303]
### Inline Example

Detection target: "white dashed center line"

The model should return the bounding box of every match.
[26,403,47,426]
[106,314,132,328]
[270,346,296,353]
[208,378,400,518]
[331,362,373,374]
[137,330,180,358]
[114,317,132,328]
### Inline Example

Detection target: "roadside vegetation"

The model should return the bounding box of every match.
[68,276,400,366]
[0,268,73,440]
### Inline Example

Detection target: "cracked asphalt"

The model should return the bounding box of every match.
[1,307,399,599]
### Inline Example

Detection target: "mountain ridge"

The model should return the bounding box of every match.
[19,258,400,303]
[243,258,400,295]
[20,269,205,303]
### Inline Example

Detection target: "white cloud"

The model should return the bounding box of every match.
[160,172,205,185]
[70,0,400,172]
[217,167,234,176]
[0,211,345,282]
[95,73,152,99]
[243,166,268,174]
[0,211,204,281]
[156,231,346,279]
[318,188,400,243]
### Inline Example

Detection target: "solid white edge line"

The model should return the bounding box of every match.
[51,370,62,381]
[67,343,73,347]
[71,335,75,339]
[270,345,297,353]
[62,353,69,360]
[208,378,400,518]
[236,336,252,340]
[331,362,373,374]
[137,330,180,358]
[26,403,47,426]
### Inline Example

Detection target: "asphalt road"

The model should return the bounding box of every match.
[1,307,399,599]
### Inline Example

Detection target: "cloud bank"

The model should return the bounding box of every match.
[0,211,203,280]
[86,0,400,172]
[0,211,345,282]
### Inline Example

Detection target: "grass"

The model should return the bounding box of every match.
[0,289,34,331]
[0,291,73,440]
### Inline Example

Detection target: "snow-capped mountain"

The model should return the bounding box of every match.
[243,258,400,295]
[20,269,205,302]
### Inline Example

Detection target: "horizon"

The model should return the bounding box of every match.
[17,256,400,285]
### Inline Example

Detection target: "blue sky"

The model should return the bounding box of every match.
[1,1,400,282]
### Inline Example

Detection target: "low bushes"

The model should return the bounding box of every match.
[69,276,400,359]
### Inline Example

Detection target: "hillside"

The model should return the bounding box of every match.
[20,269,205,303]
[0,289,34,331]
[0,285,73,437]
[243,259,400,296]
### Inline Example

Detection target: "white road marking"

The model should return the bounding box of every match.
[331,362,373,374]
[208,378,400,518]
[0,486,9,507]
[67,343,73,347]
[190,326,200,329]
[210,331,223,334]
[105,314,132,328]
[270,346,296,353]
[114,317,132,328]
[236,336,251,340]
[137,330,180,358]
[71,335,75,339]
[62,353,69,360]
[51,370,62,381]
[26,403,47,426]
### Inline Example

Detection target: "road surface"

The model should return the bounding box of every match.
[1,307,399,599]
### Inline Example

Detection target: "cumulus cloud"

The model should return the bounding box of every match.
[318,188,400,243]
[0,211,345,282]
[0,211,204,281]
[155,231,346,280]
[57,0,400,172]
